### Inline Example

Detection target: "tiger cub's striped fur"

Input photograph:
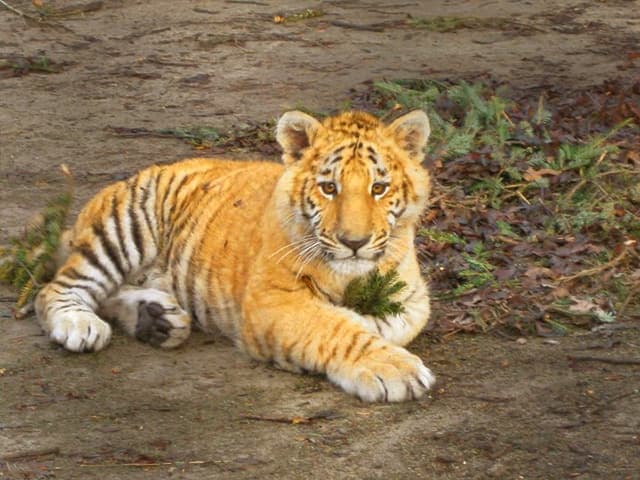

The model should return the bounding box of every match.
[36,110,435,402]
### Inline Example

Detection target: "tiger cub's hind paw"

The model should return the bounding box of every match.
[135,301,191,348]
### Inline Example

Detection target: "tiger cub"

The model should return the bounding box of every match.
[35,110,435,402]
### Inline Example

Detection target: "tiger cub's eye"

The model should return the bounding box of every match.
[371,182,388,196]
[319,182,337,196]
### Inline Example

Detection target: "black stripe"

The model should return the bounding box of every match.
[159,171,175,228]
[351,337,374,364]
[377,315,391,328]
[154,168,166,239]
[282,338,299,366]
[171,198,218,300]
[139,175,158,247]
[171,270,180,305]
[111,193,131,271]
[166,174,192,240]
[76,243,117,287]
[92,222,126,280]
[299,178,309,213]
[401,179,409,205]
[185,254,199,320]
[52,299,79,309]
[306,197,316,209]
[128,179,144,263]
[47,285,68,296]
[180,176,229,322]
[62,267,110,293]
[201,305,211,329]
[169,174,191,219]
[55,305,93,314]
[171,182,204,236]
[330,155,342,165]
[50,279,101,304]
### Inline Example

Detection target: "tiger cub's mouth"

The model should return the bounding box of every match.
[327,257,378,276]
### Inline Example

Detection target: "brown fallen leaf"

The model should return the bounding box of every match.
[523,167,561,182]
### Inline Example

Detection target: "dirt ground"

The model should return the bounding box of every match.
[1,1,639,479]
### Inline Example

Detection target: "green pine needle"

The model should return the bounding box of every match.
[0,186,72,308]
[343,268,407,318]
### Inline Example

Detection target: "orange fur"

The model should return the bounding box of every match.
[35,110,435,402]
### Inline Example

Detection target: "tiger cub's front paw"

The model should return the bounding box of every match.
[330,343,435,402]
[50,311,112,352]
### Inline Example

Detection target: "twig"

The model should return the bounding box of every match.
[1,446,60,461]
[560,248,628,282]
[546,305,593,318]
[502,111,515,127]
[240,411,339,424]
[43,0,103,18]
[330,20,387,32]
[564,178,588,201]
[225,0,268,5]
[241,414,302,424]
[118,26,171,41]
[590,390,639,415]
[79,460,214,468]
[515,190,530,205]
[15,256,42,289]
[567,355,640,365]
[617,280,640,318]
[460,394,514,403]
[0,0,80,34]
[565,152,609,201]
[0,0,26,17]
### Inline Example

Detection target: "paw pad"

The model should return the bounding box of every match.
[135,301,174,346]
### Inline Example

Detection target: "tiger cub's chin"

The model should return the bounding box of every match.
[327,258,377,277]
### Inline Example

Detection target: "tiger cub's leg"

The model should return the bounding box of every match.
[100,287,191,348]
[35,169,162,352]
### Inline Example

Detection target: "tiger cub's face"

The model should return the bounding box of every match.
[275,110,431,276]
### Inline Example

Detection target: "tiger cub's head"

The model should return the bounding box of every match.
[274,110,431,276]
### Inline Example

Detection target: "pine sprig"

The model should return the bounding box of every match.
[0,165,73,309]
[343,268,407,318]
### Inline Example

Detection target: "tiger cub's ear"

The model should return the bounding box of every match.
[276,111,323,164]
[385,110,431,161]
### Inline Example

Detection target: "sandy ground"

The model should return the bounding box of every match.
[1,1,639,478]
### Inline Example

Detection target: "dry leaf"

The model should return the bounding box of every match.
[523,167,561,182]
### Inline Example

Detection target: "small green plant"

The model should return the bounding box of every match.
[374,81,441,111]
[0,167,73,308]
[274,8,324,23]
[158,126,221,147]
[343,269,407,318]
[418,228,466,246]
[0,54,64,75]
[407,16,510,32]
[453,243,495,296]
[495,220,519,239]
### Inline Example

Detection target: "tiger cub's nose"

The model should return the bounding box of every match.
[338,235,371,254]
